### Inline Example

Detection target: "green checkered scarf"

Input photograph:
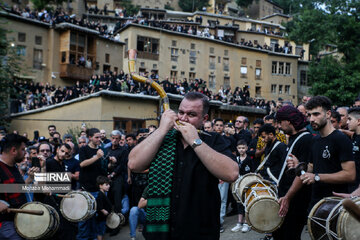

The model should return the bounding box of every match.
[145,129,178,240]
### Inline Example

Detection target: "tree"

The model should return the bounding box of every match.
[235,0,256,8]
[117,0,140,17]
[178,0,209,12]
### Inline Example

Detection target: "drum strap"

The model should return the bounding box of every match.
[273,131,310,186]
[255,141,281,173]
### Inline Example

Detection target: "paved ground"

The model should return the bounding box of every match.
[105,214,312,240]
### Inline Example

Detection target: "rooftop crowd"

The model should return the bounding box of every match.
[10,72,272,114]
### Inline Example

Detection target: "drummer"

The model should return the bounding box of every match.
[288,96,355,210]
[0,134,38,240]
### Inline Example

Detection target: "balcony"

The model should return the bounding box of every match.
[137,51,159,60]
[60,64,93,81]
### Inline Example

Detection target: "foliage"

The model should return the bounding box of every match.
[30,0,65,10]
[0,24,24,127]
[178,0,209,12]
[118,0,140,17]
[66,123,93,142]
[235,0,256,8]
[164,4,175,11]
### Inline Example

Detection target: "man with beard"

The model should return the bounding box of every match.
[0,134,38,239]
[272,106,313,240]
[337,107,349,130]
[290,96,355,209]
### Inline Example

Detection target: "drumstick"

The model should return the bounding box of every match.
[55,194,74,198]
[9,208,44,215]
[342,199,360,222]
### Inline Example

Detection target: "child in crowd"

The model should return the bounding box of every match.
[96,175,112,240]
[231,140,254,233]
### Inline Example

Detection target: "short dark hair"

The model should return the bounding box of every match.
[28,145,38,153]
[48,125,56,130]
[59,143,72,151]
[1,134,28,153]
[253,118,264,126]
[348,107,360,119]
[330,111,341,122]
[88,128,100,137]
[258,124,276,135]
[96,175,110,187]
[305,96,332,112]
[184,92,210,115]
[237,140,247,146]
[37,142,52,153]
[126,134,136,140]
[265,115,275,121]
[214,118,224,124]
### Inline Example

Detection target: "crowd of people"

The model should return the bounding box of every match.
[1,92,360,240]
[10,75,273,114]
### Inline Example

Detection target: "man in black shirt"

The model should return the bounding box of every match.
[272,106,312,240]
[346,107,360,191]
[129,92,238,240]
[0,134,37,240]
[258,124,287,182]
[294,96,355,209]
[234,116,252,145]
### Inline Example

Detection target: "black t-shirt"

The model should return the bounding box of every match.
[79,145,105,192]
[278,131,313,197]
[352,134,360,186]
[169,132,236,240]
[310,130,354,207]
[238,155,254,176]
[0,162,27,222]
[223,135,237,154]
[96,191,112,221]
[234,129,252,145]
[46,157,65,173]
[107,145,129,177]
[64,157,80,190]
[260,140,287,181]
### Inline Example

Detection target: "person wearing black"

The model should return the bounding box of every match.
[234,116,252,145]
[45,143,77,240]
[344,107,360,191]
[271,106,313,240]
[258,124,287,182]
[78,128,115,240]
[0,134,37,240]
[95,176,112,240]
[129,92,238,240]
[289,96,355,210]
[247,118,264,167]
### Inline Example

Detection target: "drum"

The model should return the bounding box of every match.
[236,173,263,203]
[308,197,360,240]
[244,180,283,233]
[60,191,97,222]
[106,212,126,229]
[14,202,60,239]
[231,177,242,202]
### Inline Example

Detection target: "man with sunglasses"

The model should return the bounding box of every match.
[234,116,252,145]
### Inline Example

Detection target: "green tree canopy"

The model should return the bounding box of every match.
[178,0,209,12]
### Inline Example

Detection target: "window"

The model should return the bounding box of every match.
[285,63,291,75]
[278,62,284,74]
[255,86,261,97]
[271,84,277,93]
[172,40,177,47]
[191,43,195,49]
[254,40,258,45]
[137,36,159,59]
[114,67,118,73]
[241,57,247,65]
[223,58,229,71]
[300,70,307,86]
[18,32,26,42]
[171,48,179,62]
[35,36,42,45]
[170,70,177,79]
[181,71,185,77]
[105,53,110,63]
[153,64,157,69]
[68,32,95,65]
[33,49,43,69]
[240,66,247,77]
[16,45,26,56]
[125,38,128,53]
[224,50,228,56]
[272,61,277,74]
[224,77,230,89]
[210,47,215,54]
[189,50,196,64]
[285,85,290,94]
[256,60,261,67]
[113,118,145,134]
[189,72,196,80]
[209,56,216,69]
[209,75,216,89]
[279,85,283,94]
[255,68,261,79]
[218,56,221,63]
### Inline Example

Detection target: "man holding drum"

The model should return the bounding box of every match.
[288,96,355,210]
[129,92,238,240]
[0,134,38,240]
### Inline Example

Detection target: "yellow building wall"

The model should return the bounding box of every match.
[96,38,124,74]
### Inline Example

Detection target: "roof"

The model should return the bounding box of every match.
[0,11,51,28]
[261,13,290,20]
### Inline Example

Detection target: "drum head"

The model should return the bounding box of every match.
[60,192,89,222]
[14,202,52,239]
[231,177,241,202]
[338,198,360,240]
[237,173,262,202]
[106,213,120,229]
[246,196,283,233]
